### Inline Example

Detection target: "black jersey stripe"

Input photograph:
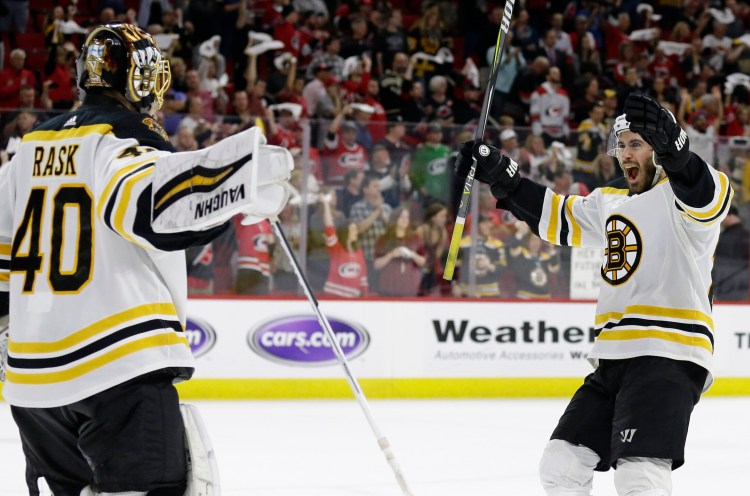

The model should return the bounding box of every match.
[0,260,9,270]
[558,195,570,247]
[8,318,183,369]
[594,317,714,347]
[103,162,154,232]
[675,186,731,224]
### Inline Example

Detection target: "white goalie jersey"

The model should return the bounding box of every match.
[501,155,732,391]
[0,107,195,408]
[0,97,291,408]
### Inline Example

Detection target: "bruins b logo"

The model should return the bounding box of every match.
[601,214,642,286]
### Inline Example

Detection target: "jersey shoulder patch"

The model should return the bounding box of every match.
[109,112,174,152]
[140,116,171,143]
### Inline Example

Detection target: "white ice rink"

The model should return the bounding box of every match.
[1,397,748,495]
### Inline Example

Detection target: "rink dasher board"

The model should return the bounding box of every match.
[2,299,749,399]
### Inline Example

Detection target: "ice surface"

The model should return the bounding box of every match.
[1,397,747,495]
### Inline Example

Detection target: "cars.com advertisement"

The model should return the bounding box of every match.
[248,315,370,366]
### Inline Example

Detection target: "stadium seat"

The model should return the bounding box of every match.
[26,49,49,76]
[15,33,46,51]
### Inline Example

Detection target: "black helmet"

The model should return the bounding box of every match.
[77,23,171,115]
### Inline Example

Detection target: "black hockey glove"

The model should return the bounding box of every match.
[453,140,492,183]
[624,93,690,172]
[471,140,521,200]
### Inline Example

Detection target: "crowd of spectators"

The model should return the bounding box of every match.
[1,0,749,300]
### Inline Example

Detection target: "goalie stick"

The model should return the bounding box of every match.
[272,221,415,496]
[443,0,516,280]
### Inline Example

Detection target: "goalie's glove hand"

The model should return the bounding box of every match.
[624,93,690,171]
[0,316,8,383]
[471,140,521,200]
[453,140,492,183]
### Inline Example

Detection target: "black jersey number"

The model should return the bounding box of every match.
[11,186,94,293]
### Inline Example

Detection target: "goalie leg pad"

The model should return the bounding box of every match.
[539,439,600,496]
[180,404,221,496]
[614,457,671,496]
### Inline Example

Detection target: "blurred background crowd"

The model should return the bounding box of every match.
[0,0,748,300]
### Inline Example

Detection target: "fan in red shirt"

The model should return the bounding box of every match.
[322,111,368,187]
[233,217,274,295]
[373,207,426,296]
[320,196,369,298]
[363,79,387,143]
[0,49,37,108]
[273,5,312,58]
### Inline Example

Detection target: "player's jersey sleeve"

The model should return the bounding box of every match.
[668,153,733,229]
[499,178,606,248]
[0,158,13,316]
[95,117,228,252]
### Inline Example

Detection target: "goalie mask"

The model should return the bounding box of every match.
[77,23,171,115]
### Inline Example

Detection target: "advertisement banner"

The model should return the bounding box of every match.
[186,299,750,378]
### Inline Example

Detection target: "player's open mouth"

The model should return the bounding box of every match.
[625,165,639,183]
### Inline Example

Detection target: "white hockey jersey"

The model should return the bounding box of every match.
[501,157,732,391]
[0,96,225,407]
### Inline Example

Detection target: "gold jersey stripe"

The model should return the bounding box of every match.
[547,194,562,244]
[9,302,178,353]
[113,166,154,247]
[0,273,9,282]
[679,172,729,220]
[596,328,713,352]
[97,158,155,220]
[595,304,714,329]
[23,124,113,143]
[599,186,628,195]
[6,332,189,384]
[0,244,10,256]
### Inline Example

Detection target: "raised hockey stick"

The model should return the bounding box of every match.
[271,220,415,496]
[443,0,516,280]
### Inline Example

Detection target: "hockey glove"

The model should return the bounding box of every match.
[471,140,522,200]
[624,93,690,172]
[453,140,493,183]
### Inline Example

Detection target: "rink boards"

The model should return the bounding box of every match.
[3,299,749,399]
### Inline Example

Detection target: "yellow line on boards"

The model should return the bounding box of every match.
[171,377,750,399]
[3,378,750,401]
[177,378,581,399]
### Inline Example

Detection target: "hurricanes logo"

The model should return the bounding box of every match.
[601,214,642,286]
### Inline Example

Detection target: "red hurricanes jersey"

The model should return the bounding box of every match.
[234,217,272,276]
[323,225,368,297]
[322,134,367,186]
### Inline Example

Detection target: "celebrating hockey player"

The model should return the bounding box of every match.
[0,24,293,495]
[455,93,732,495]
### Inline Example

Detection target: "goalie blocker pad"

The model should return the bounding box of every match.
[151,127,293,233]
[181,403,221,496]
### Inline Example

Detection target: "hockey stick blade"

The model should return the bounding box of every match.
[272,221,415,496]
[444,0,515,280]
